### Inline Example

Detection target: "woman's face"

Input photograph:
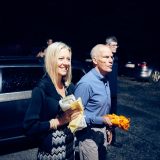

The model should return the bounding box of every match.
[57,48,71,77]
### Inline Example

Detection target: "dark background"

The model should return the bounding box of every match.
[0,0,159,63]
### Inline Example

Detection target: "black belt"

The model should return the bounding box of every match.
[87,124,106,128]
[75,124,106,137]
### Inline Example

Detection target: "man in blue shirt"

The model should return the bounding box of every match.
[74,44,113,160]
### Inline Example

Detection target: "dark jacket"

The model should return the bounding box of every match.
[23,73,74,138]
[108,55,118,97]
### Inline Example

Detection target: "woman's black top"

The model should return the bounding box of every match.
[23,74,75,159]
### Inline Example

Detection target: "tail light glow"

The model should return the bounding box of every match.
[138,62,147,68]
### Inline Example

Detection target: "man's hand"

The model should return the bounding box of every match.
[103,116,112,126]
[106,129,113,144]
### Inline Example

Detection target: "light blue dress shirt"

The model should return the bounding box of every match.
[74,68,111,125]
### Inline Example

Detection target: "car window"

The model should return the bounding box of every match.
[0,63,86,93]
[1,67,44,93]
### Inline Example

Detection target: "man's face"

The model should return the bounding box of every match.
[108,42,118,53]
[47,39,53,46]
[94,47,113,76]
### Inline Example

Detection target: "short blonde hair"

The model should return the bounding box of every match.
[44,42,72,87]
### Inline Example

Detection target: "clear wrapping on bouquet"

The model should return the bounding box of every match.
[59,95,87,133]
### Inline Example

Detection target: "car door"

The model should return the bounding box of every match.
[0,65,44,148]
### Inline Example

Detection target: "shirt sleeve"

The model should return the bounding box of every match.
[23,87,50,136]
[74,82,104,125]
[74,82,91,107]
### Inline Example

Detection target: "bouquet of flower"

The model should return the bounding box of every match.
[104,114,130,131]
[59,95,87,133]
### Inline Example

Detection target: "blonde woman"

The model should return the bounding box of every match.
[24,42,80,160]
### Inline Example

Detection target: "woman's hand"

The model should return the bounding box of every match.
[69,109,81,121]
[58,109,81,126]
[49,118,59,129]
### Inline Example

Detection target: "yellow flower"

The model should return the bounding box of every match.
[104,114,130,131]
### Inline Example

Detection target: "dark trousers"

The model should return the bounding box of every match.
[110,96,117,142]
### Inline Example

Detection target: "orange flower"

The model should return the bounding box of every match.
[104,114,130,131]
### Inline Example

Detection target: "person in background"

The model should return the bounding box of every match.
[23,42,80,160]
[105,36,122,148]
[36,38,53,58]
[74,44,113,160]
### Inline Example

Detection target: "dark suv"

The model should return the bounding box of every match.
[0,56,90,155]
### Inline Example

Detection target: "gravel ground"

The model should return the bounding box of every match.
[107,77,160,160]
[0,76,160,160]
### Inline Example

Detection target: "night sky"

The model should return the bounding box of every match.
[0,0,160,62]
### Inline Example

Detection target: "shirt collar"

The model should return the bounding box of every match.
[91,68,109,82]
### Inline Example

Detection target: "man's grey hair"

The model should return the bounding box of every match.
[90,44,109,59]
[105,36,118,45]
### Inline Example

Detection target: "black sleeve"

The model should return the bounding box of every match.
[23,87,50,136]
